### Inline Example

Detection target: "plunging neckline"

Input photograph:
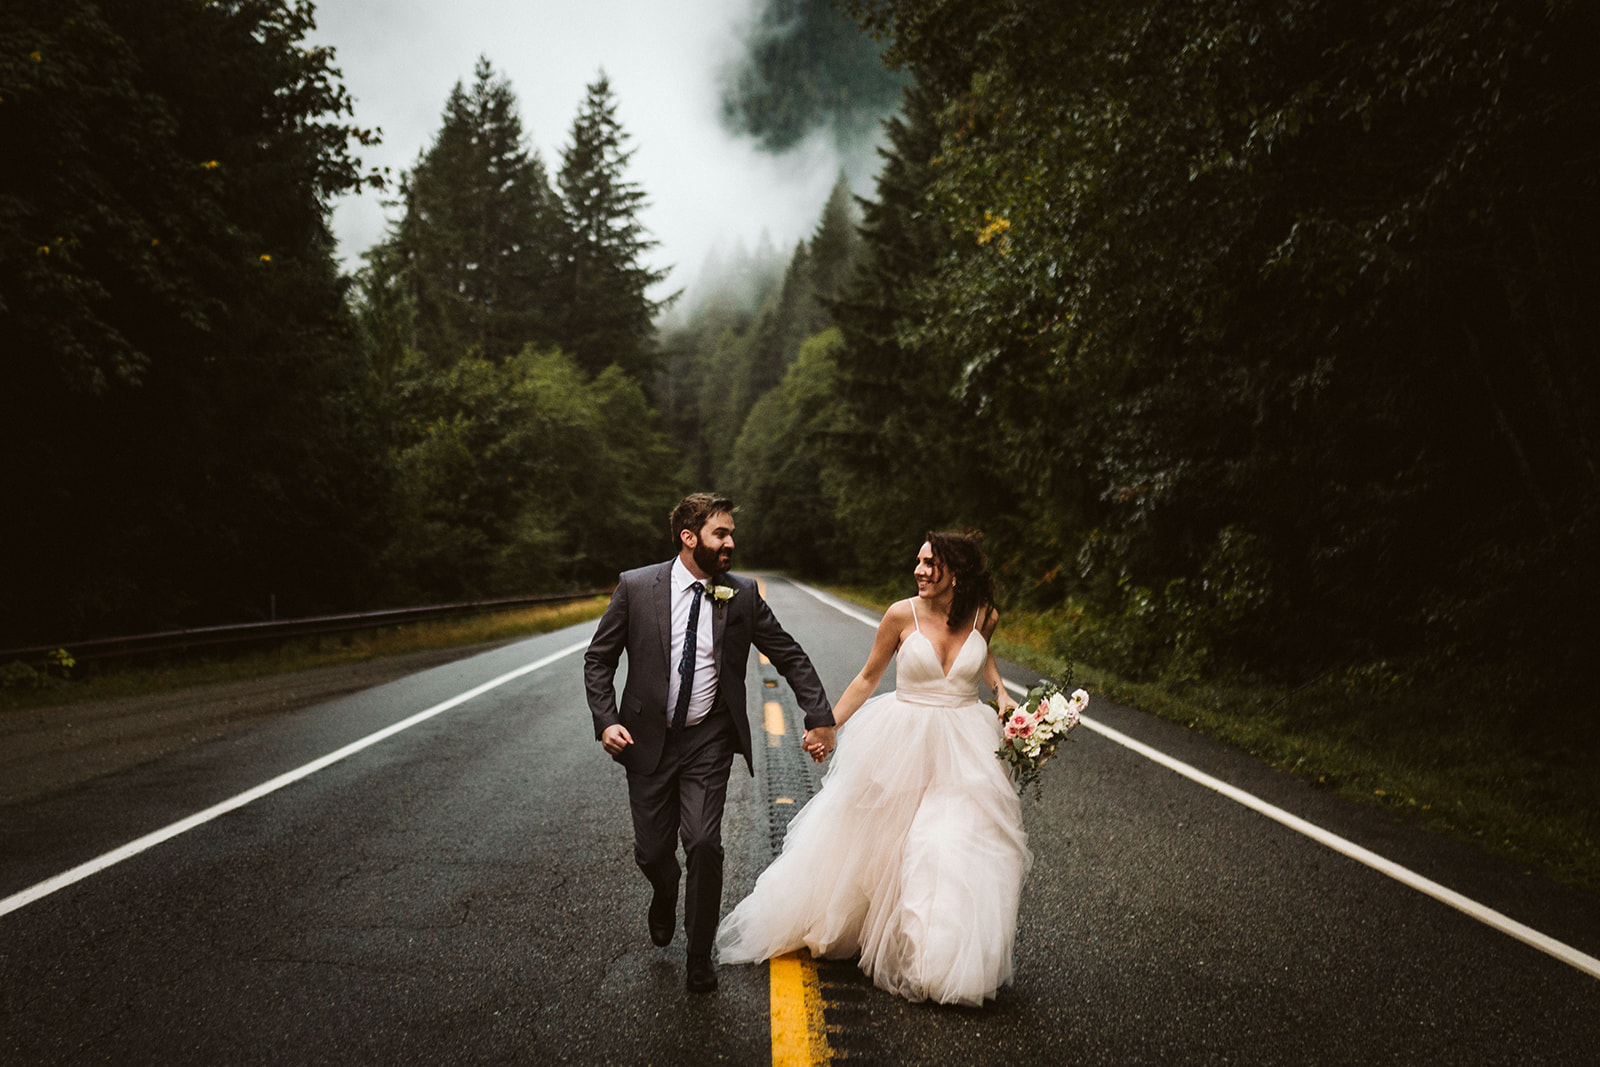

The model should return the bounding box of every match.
[909,626,981,679]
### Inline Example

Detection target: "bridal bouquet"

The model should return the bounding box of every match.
[995,678,1088,796]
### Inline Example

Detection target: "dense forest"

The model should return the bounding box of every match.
[5,0,1596,753]
[1,2,678,646]
[678,0,1599,742]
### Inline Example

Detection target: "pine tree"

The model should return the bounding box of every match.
[553,72,670,382]
[809,173,862,310]
[827,82,987,576]
[386,57,559,366]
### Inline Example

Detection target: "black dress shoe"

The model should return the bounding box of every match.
[648,886,675,947]
[686,954,718,993]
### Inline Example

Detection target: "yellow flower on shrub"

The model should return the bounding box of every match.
[976,212,1011,246]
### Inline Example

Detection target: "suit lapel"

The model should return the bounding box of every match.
[652,561,673,674]
[711,576,727,665]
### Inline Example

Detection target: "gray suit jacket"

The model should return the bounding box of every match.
[583,563,833,776]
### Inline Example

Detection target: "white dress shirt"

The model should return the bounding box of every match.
[667,557,718,727]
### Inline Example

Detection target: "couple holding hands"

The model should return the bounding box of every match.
[583,493,1030,1005]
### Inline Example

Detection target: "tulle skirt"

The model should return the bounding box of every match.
[716,690,1032,1006]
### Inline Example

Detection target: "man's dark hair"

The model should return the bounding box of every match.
[671,493,735,545]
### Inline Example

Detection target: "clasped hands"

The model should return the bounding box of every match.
[802,726,836,763]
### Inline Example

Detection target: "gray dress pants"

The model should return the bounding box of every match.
[626,699,739,959]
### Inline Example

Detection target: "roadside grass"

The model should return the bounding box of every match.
[0,597,609,714]
[824,584,1600,897]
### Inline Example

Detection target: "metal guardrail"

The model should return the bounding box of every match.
[0,590,610,664]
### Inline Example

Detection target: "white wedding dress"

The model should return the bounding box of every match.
[716,604,1032,1006]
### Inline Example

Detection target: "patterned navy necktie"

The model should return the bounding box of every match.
[671,582,704,731]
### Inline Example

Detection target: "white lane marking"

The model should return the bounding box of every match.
[789,583,881,629]
[789,580,1600,982]
[0,638,590,920]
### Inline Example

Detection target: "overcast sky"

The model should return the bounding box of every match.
[308,0,877,304]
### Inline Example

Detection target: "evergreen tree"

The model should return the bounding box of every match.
[0,0,390,642]
[743,242,816,403]
[352,239,414,391]
[383,57,560,366]
[727,329,849,573]
[667,177,868,495]
[656,238,785,484]
[809,173,863,310]
[553,72,671,382]
[842,0,1600,698]
[827,81,988,578]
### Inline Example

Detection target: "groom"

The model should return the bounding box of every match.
[584,493,835,992]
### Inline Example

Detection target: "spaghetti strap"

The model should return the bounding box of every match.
[910,599,923,635]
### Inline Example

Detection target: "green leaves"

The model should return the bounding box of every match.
[1,0,393,642]
[355,62,682,602]
[385,347,678,595]
[820,0,1600,702]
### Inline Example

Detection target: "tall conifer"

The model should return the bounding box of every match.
[809,173,862,310]
[387,57,559,366]
[553,73,670,383]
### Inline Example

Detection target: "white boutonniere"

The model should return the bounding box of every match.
[708,583,737,615]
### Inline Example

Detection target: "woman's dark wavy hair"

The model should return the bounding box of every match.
[926,529,996,630]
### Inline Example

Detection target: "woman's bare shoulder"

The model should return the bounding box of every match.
[882,598,916,625]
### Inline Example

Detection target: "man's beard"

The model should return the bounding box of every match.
[694,541,730,578]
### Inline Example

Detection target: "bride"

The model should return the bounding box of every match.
[716,530,1032,1006]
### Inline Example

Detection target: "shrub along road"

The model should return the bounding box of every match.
[1,577,1595,1063]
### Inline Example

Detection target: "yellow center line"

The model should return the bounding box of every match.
[770,950,829,1066]
[764,700,786,747]
[763,573,828,1063]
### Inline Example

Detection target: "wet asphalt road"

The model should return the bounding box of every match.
[2,575,1597,1065]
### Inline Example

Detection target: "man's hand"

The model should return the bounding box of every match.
[802,726,837,763]
[601,724,634,756]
